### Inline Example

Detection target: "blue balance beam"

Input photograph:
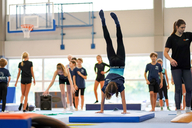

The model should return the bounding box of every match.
[86,103,141,110]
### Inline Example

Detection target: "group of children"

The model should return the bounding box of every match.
[1,11,192,116]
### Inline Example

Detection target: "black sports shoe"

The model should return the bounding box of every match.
[18,103,23,111]
[94,100,98,104]
[26,103,29,110]
[23,110,26,112]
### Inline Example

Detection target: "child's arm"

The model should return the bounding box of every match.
[171,75,174,85]
[31,67,36,85]
[121,90,130,114]
[7,76,11,87]
[15,68,21,87]
[77,71,87,79]
[165,69,169,89]
[43,71,57,95]
[67,69,75,93]
[73,75,78,90]
[159,72,163,89]
[96,91,105,113]
[144,72,150,85]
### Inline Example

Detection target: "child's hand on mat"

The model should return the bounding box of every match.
[100,71,106,75]
[170,59,178,67]
[43,90,49,96]
[77,71,81,75]
[146,80,150,85]
[96,111,103,113]
[121,111,130,114]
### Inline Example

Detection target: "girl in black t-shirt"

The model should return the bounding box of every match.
[15,52,35,112]
[94,55,110,104]
[164,19,192,115]
[43,63,75,112]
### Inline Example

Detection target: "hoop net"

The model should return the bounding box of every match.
[21,24,34,38]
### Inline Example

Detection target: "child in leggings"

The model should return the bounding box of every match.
[96,10,129,114]
[43,63,75,112]
[157,58,171,111]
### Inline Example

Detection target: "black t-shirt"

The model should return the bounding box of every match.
[94,62,110,76]
[165,32,192,70]
[18,60,33,78]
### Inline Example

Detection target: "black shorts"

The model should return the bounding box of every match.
[75,88,85,96]
[96,75,105,82]
[148,78,159,93]
[59,79,70,85]
[21,78,32,84]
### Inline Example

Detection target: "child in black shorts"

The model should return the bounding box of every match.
[0,58,11,112]
[144,52,163,111]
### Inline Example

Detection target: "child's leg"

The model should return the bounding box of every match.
[159,88,163,107]
[23,83,31,111]
[1,83,7,112]
[94,80,100,102]
[75,89,79,110]
[21,84,26,104]
[149,91,154,111]
[110,12,125,63]
[66,84,72,106]
[59,84,67,109]
[153,93,157,111]
[99,10,116,64]
[80,88,85,110]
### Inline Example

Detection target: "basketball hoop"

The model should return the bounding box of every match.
[21,24,34,38]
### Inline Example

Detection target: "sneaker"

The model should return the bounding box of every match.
[18,103,23,111]
[94,100,98,104]
[23,110,27,112]
[167,107,171,111]
[186,107,191,113]
[177,109,182,116]
[70,106,74,112]
[63,108,67,113]
[161,107,163,111]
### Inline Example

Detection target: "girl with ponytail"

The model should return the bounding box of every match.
[15,52,35,112]
[164,19,192,115]
[43,63,75,112]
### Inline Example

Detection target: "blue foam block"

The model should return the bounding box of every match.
[86,103,141,110]
[69,112,154,123]
[0,119,31,128]
[0,87,16,103]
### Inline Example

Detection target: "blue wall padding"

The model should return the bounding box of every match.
[86,103,141,110]
[69,113,154,123]
[0,119,31,128]
[0,87,16,103]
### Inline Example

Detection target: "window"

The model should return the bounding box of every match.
[8,54,176,104]
[165,0,192,8]
[51,0,153,12]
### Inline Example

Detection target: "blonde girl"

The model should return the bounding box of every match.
[15,52,35,112]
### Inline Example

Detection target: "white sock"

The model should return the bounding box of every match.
[177,109,181,116]
[186,107,191,113]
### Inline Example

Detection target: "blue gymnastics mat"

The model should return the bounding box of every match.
[69,111,154,123]
[86,103,141,110]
